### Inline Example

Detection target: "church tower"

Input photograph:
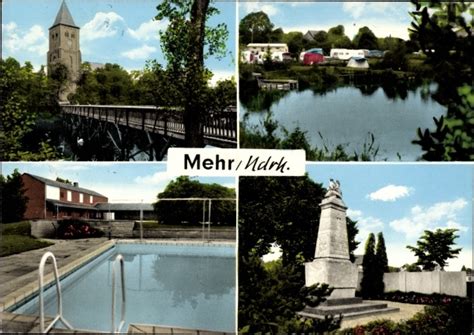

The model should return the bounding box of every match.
[47,0,81,100]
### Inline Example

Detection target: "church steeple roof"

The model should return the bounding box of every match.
[51,0,78,29]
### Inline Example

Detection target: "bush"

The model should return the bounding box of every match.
[56,219,104,239]
[336,297,471,335]
[382,290,468,306]
[0,221,31,236]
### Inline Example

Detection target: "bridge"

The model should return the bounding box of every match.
[61,104,237,148]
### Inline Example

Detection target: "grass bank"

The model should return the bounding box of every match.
[0,221,53,257]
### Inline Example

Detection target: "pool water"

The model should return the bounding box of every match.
[12,243,236,332]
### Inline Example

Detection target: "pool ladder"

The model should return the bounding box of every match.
[38,252,126,334]
[38,251,73,333]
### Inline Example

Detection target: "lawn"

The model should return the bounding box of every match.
[0,221,53,257]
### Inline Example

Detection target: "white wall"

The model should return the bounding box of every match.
[45,185,60,200]
[384,271,467,297]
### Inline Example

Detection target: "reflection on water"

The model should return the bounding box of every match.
[241,84,447,161]
[17,251,235,332]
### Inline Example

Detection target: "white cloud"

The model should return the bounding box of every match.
[241,2,279,17]
[121,44,157,60]
[389,198,469,239]
[128,19,168,41]
[367,184,413,202]
[134,172,173,185]
[82,12,126,41]
[347,209,384,254]
[3,22,48,56]
[342,2,366,20]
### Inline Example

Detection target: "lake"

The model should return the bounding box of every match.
[241,85,447,161]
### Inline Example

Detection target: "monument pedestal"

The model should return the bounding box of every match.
[305,258,358,299]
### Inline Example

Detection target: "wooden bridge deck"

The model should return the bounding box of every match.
[61,105,237,148]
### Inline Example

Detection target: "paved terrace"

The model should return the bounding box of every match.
[0,238,109,309]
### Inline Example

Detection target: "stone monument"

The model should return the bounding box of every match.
[301,179,399,319]
[305,179,358,301]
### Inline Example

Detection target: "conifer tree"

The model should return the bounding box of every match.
[360,233,376,298]
[374,232,388,297]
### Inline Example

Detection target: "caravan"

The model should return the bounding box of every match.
[330,49,367,60]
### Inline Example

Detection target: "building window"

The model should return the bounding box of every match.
[65,32,69,37]
[90,196,93,204]
[67,191,72,201]
[71,33,75,38]
[79,193,84,203]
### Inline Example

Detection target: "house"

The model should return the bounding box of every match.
[95,203,155,220]
[21,173,157,222]
[21,173,108,220]
[242,43,289,64]
[246,43,289,54]
[303,30,324,42]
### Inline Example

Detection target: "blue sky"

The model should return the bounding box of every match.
[239,2,414,40]
[1,162,236,204]
[2,0,236,84]
[307,163,472,271]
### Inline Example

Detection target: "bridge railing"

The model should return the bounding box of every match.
[61,104,236,145]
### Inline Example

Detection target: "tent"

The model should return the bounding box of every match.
[347,57,369,69]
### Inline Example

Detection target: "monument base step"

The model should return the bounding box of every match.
[298,301,400,320]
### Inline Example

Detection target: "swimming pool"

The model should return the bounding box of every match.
[11,242,236,332]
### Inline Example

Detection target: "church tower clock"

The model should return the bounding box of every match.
[47,0,81,100]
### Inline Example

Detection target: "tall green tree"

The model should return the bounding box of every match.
[156,0,229,147]
[239,11,274,44]
[0,58,59,160]
[360,233,377,298]
[153,176,235,226]
[1,170,29,223]
[283,31,304,54]
[327,25,353,48]
[373,232,388,296]
[353,26,379,50]
[407,228,462,270]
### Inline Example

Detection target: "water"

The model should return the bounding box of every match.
[13,244,235,332]
[241,85,447,161]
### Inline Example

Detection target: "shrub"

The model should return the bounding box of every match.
[336,297,471,335]
[56,219,104,239]
[382,290,468,306]
[0,221,31,236]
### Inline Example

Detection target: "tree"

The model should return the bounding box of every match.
[347,217,360,263]
[327,25,353,49]
[402,263,422,272]
[156,0,229,147]
[353,26,379,50]
[373,232,388,297]
[1,169,29,223]
[239,11,274,44]
[375,232,389,272]
[0,57,59,160]
[409,1,473,160]
[407,228,462,270]
[153,176,235,226]
[283,31,304,54]
[360,233,377,298]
